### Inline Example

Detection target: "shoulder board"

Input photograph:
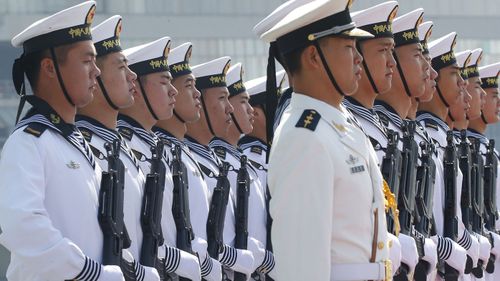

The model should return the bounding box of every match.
[250,146,263,155]
[377,113,389,127]
[78,127,93,142]
[295,109,321,131]
[214,147,226,160]
[23,122,48,138]
[118,127,133,141]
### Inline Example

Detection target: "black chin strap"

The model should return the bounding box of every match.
[96,76,119,110]
[448,110,455,122]
[313,41,346,96]
[200,93,216,136]
[392,51,412,97]
[435,85,450,107]
[137,78,159,120]
[173,110,186,123]
[481,111,488,124]
[50,47,75,107]
[230,113,244,134]
[356,42,380,94]
[12,55,27,124]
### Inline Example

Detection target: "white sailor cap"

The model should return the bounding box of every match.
[253,0,314,38]
[192,57,231,91]
[418,21,433,54]
[12,1,96,54]
[123,37,172,76]
[392,8,424,47]
[92,15,122,57]
[227,63,246,98]
[429,32,457,71]
[351,1,399,40]
[245,70,288,106]
[260,0,373,55]
[479,62,500,89]
[169,42,193,79]
[455,50,472,79]
[464,48,483,79]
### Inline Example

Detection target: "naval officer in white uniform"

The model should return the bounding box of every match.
[258,0,392,280]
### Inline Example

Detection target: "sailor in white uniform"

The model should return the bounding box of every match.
[239,70,288,191]
[209,63,275,280]
[153,42,223,281]
[187,57,256,280]
[0,2,125,280]
[117,38,202,280]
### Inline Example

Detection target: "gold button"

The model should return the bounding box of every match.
[378,241,384,250]
[388,240,393,248]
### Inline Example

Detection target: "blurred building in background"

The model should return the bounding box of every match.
[1,0,500,278]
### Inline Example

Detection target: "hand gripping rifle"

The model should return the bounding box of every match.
[140,141,166,279]
[98,139,136,280]
[171,144,195,281]
[233,156,250,281]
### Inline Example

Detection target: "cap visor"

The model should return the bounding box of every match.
[341,27,374,39]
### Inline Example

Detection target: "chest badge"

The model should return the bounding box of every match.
[66,161,80,169]
[346,154,358,165]
[346,154,365,174]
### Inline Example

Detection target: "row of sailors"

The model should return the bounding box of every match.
[0,1,281,280]
[265,1,500,281]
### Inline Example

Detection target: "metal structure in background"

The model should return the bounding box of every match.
[1,0,500,279]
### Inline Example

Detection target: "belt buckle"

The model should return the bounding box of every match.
[384,259,392,281]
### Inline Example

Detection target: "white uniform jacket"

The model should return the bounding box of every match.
[76,116,145,261]
[268,93,389,281]
[0,99,104,281]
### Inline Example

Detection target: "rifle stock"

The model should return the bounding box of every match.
[234,156,250,281]
[98,140,135,280]
[381,129,402,235]
[441,131,459,280]
[171,144,194,281]
[206,162,231,259]
[140,141,166,275]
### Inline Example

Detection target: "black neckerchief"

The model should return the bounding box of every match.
[76,115,139,170]
[15,96,95,169]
